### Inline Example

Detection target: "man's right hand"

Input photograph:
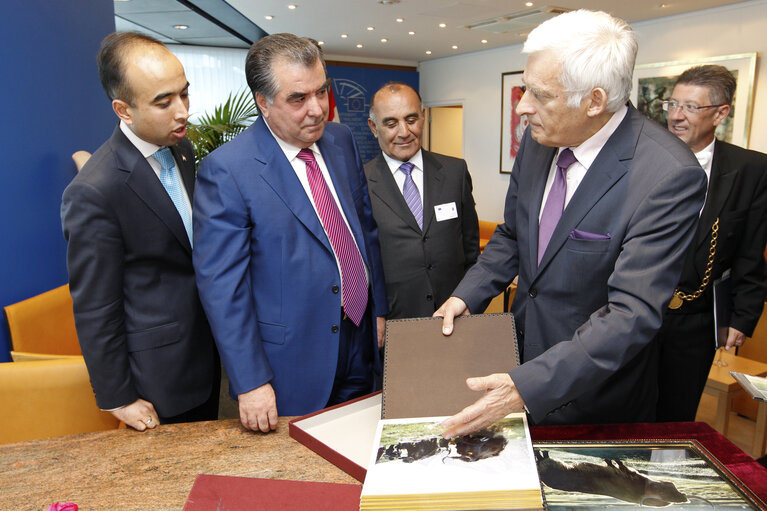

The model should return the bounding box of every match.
[433,297,470,335]
[111,398,159,431]
[238,383,278,433]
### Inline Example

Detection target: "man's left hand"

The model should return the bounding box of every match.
[724,327,747,350]
[376,316,386,348]
[440,373,525,438]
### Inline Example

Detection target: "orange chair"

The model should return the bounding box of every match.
[478,220,501,252]
[0,358,121,444]
[4,284,81,357]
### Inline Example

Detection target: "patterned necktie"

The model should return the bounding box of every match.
[154,147,193,246]
[538,148,577,265]
[399,162,423,230]
[297,148,368,326]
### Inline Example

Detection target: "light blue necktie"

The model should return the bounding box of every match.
[399,162,423,230]
[153,147,193,246]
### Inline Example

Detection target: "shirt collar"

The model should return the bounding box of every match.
[119,120,162,158]
[382,149,424,176]
[695,139,716,169]
[568,105,629,170]
[264,118,321,161]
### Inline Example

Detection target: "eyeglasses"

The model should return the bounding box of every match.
[662,100,725,114]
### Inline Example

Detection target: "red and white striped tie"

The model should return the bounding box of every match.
[297,148,368,326]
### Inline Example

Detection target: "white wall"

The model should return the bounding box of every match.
[419,0,767,221]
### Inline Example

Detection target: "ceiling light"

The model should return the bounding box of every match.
[378,0,401,4]
[451,45,458,49]
[396,18,404,23]
[317,41,324,45]
[341,34,348,38]
[439,23,447,28]
[356,44,363,48]
[173,25,188,30]
[264,15,274,20]
[656,2,670,6]
[481,39,488,44]
[380,38,388,43]
[525,1,534,6]
[288,4,297,10]
[408,31,415,35]
[425,50,432,55]
[367,26,375,31]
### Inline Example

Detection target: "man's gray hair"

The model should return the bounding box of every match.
[245,33,326,114]
[523,10,637,112]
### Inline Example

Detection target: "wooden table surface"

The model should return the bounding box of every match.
[0,417,357,511]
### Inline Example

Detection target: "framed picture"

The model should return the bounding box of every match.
[500,71,526,174]
[631,53,757,148]
[534,440,764,509]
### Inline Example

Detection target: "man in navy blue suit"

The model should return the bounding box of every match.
[437,10,707,433]
[193,34,388,432]
[62,32,219,430]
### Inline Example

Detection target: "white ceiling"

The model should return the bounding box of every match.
[227,0,747,64]
[117,0,749,65]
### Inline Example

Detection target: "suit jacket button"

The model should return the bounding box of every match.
[332,285,339,294]
[423,235,429,241]
[427,264,433,270]
[332,325,339,333]
[529,288,537,298]
[426,294,433,301]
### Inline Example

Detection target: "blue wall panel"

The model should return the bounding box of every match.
[0,1,116,360]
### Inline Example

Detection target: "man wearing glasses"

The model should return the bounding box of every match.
[656,65,767,422]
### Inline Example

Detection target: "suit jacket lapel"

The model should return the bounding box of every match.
[367,153,422,233]
[252,120,334,255]
[534,107,635,274]
[527,146,557,276]
[421,150,445,233]
[113,127,193,254]
[695,140,736,249]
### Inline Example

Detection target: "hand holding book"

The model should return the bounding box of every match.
[440,373,526,438]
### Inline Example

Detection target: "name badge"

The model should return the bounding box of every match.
[434,202,458,222]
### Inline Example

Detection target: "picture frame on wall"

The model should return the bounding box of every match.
[500,71,526,174]
[632,53,757,148]
[534,440,764,509]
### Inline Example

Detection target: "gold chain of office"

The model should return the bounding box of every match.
[668,217,719,310]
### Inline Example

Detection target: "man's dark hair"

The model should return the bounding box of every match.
[368,81,422,122]
[675,65,737,106]
[245,33,326,115]
[97,31,165,104]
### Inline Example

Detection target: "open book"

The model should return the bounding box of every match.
[730,371,767,402]
[360,413,543,510]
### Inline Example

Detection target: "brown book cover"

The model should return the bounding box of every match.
[382,313,519,419]
[183,474,361,510]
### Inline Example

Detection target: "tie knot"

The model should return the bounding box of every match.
[297,148,316,164]
[399,162,415,176]
[154,147,175,171]
[556,148,577,171]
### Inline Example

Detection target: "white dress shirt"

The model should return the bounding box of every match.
[382,149,425,204]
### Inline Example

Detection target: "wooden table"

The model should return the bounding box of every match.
[0,417,356,511]
[703,349,767,457]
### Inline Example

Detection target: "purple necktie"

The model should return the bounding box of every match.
[399,162,423,230]
[538,148,577,265]
[297,148,368,326]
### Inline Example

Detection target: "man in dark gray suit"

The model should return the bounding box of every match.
[365,82,479,321]
[437,10,707,434]
[61,32,219,430]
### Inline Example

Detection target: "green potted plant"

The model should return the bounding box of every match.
[187,89,258,166]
